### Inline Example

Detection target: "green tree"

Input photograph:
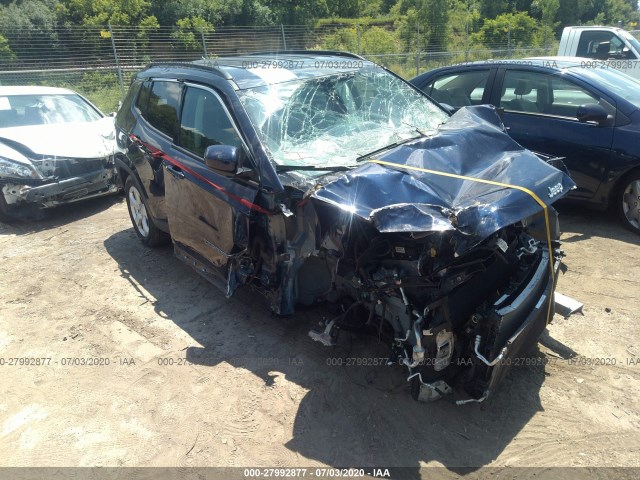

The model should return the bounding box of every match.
[0,0,60,60]
[326,0,359,17]
[361,26,399,53]
[396,0,450,52]
[0,33,16,61]
[236,0,274,25]
[602,0,635,24]
[267,0,329,25]
[556,0,637,25]
[58,0,154,26]
[479,0,509,18]
[532,0,560,25]
[472,11,539,48]
[531,0,559,47]
[171,16,214,51]
[448,0,481,49]
[320,27,358,51]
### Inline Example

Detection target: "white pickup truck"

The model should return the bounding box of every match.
[557,26,640,79]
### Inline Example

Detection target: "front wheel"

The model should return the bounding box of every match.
[617,172,640,235]
[125,176,169,247]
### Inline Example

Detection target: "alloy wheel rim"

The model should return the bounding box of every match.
[128,186,150,237]
[622,179,640,229]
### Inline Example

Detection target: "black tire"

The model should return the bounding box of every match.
[0,193,14,223]
[124,176,169,247]
[616,171,640,235]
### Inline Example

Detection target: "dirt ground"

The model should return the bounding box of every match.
[1,195,639,476]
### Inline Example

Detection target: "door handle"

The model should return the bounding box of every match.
[166,164,185,179]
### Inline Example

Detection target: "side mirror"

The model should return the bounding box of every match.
[576,104,609,125]
[204,145,238,173]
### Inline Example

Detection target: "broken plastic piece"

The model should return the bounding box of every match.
[554,292,584,318]
[308,320,338,347]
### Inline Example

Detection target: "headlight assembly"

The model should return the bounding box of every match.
[0,156,41,180]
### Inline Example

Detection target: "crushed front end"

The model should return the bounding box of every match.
[0,148,118,218]
[236,106,575,403]
[299,202,562,403]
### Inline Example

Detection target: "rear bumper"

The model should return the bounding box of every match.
[1,167,118,210]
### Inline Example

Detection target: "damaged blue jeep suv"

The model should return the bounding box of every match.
[115,51,574,403]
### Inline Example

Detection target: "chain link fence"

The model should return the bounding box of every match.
[0,23,556,113]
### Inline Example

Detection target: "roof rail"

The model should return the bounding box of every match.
[146,60,233,80]
[240,50,366,60]
[145,50,367,82]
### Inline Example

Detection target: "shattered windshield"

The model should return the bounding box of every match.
[237,66,448,170]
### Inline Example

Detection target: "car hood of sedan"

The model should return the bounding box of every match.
[311,105,576,253]
[0,117,116,161]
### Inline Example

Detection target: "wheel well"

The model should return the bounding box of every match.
[114,155,132,189]
[612,166,640,204]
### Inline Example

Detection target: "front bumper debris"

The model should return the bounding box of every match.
[1,165,118,212]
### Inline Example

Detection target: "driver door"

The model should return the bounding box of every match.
[164,84,258,279]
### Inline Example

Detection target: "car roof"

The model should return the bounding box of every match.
[411,56,588,83]
[0,86,79,96]
[143,51,374,90]
[564,25,626,32]
[444,57,583,69]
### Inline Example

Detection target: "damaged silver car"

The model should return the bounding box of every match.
[115,53,575,403]
[0,86,119,220]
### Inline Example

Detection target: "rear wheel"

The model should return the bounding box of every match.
[617,172,640,235]
[125,176,169,247]
[0,193,14,223]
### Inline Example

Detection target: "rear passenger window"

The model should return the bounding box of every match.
[422,70,490,108]
[500,71,542,113]
[179,86,244,158]
[145,81,181,138]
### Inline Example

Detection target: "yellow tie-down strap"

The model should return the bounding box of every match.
[368,158,556,325]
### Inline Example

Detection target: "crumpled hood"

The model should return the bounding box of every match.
[0,117,116,159]
[312,105,575,252]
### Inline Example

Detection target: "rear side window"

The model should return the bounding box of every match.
[144,81,181,138]
[117,81,142,131]
[422,70,490,108]
[135,81,151,115]
[179,86,244,158]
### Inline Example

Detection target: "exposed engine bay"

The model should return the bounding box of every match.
[233,193,561,403]
[213,105,572,404]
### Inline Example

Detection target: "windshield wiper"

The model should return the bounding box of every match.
[355,132,425,163]
[275,165,353,173]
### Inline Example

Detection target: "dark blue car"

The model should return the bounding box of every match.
[114,53,574,403]
[411,57,640,234]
